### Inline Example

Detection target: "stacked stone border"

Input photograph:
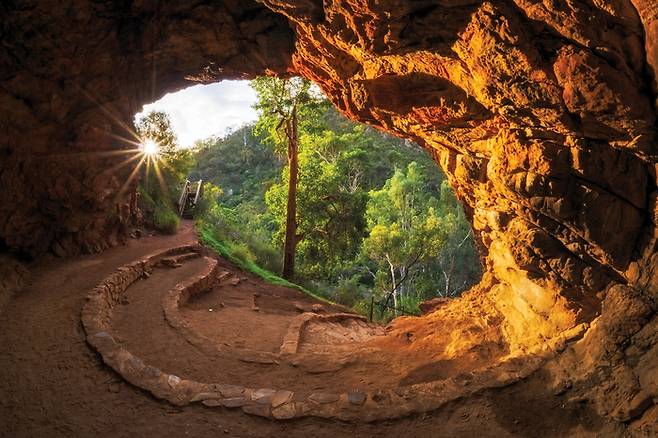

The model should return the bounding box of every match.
[162,259,280,364]
[82,245,588,421]
[279,312,373,355]
[165,273,371,363]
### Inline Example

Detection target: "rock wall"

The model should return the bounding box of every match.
[0,254,28,315]
[1,0,657,427]
[258,1,658,423]
[0,0,293,257]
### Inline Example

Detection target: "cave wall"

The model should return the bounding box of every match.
[261,0,658,343]
[0,0,293,257]
[1,0,657,425]
[257,1,658,422]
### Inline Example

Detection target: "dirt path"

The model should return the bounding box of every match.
[0,222,622,437]
[109,250,391,394]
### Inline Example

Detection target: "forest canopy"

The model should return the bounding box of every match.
[141,78,482,319]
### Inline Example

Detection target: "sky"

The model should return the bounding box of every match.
[135,80,257,148]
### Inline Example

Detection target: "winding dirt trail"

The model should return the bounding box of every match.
[0,223,622,437]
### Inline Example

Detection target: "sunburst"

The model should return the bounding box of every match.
[140,139,159,157]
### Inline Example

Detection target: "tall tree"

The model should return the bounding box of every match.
[362,162,449,312]
[135,111,177,155]
[251,77,322,280]
[265,128,370,281]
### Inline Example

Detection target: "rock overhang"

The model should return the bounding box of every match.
[1,0,657,425]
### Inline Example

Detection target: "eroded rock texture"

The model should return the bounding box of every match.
[0,0,293,256]
[1,0,657,429]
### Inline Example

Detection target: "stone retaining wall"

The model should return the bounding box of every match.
[161,260,282,364]
[279,312,369,355]
[82,245,583,421]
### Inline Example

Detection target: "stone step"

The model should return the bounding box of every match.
[160,251,201,268]
[216,271,245,287]
[176,252,201,262]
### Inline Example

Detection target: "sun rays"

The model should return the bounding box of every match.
[113,136,172,203]
[140,139,159,157]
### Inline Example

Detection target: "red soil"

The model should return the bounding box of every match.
[0,222,622,437]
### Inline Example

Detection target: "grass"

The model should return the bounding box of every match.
[198,224,334,304]
[154,204,180,234]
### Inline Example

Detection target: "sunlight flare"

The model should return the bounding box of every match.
[140,138,159,157]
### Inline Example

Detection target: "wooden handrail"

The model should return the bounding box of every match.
[193,179,203,205]
[177,179,203,218]
[178,179,190,217]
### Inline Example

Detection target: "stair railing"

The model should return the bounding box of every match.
[193,179,203,206]
[178,179,190,217]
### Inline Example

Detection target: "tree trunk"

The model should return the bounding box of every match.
[444,255,455,296]
[386,254,398,316]
[281,106,299,280]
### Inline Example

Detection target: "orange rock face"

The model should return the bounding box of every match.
[1,0,656,426]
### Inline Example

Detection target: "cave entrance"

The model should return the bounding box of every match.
[2,1,656,428]
[131,78,483,322]
[79,75,504,401]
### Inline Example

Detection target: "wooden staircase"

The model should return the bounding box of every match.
[178,179,203,218]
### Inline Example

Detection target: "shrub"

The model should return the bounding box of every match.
[330,276,365,307]
[153,204,180,234]
[137,185,156,217]
[227,241,255,264]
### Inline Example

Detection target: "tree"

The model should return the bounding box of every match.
[135,111,177,156]
[361,162,450,313]
[190,96,481,315]
[431,180,481,297]
[135,111,193,202]
[190,124,282,207]
[251,77,323,280]
[265,128,369,281]
[135,111,193,233]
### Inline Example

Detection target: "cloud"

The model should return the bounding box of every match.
[136,80,258,147]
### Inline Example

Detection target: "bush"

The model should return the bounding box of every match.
[199,225,330,302]
[330,276,365,307]
[137,186,156,217]
[138,184,180,235]
[153,204,180,234]
[227,241,255,264]
[197,199,283,273]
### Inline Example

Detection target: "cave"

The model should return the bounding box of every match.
[1,1,657,436]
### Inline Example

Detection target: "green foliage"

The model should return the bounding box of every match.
[153,204,180,234]
[251,76,324,154]
[194,182,223,216]
[263,103,440,284]
[190,127,281,207]
[359,162,481,318]
[135,111,177,155]
[264,139,369,280]
[329,276,368,308]
[137,184,157,215]
[191,83,481,319]
[361,163,447,311]
[198,225,331,303]
[197,194,281,274]
[135,111,194,207]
